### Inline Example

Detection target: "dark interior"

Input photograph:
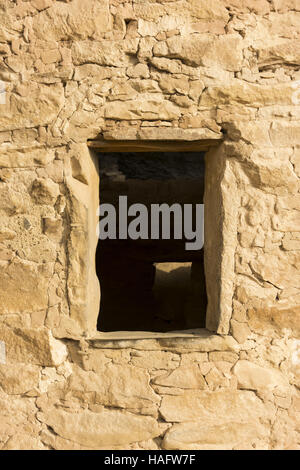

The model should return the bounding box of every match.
[96,152,207,332]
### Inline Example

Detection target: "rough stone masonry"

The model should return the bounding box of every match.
[0,0,299,450]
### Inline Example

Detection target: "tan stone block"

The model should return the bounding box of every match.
[205,366,230,390]
[0,148,55,169]
[200,81,296,107]
[38,408,161,447]
[0,391,41,445]
[137,127,222,141]
[32,0,112,41]
[272,0,300,13]
[225,0,270,14]
[258,40,300,67]
[103,98,181,120]
[152,365,206,389]
[250,252,300,289]
[199,362,214,376]
[67,364,160,413]
[209,352,239,363]
[159,389,274,423]
[0,229,16,242]
[0,325,68,366]
[130,350,180,369]
[41,49,61,65]
[230,320,251,344]
[126,64,150,79]
[0,259,51,314]
[30,178,59,205]
[162,421,269,450]
[3,433,45,450]
[187,0,229,21]
[248,305,300,336]
[270,122,300,147]
[163,34,243,71]
[180,352,208,365]
[282,234,300,251]
[0,363,40,395]
[233,360,290,393]
[72,39,139,67]
[273,210,300,232]
[0,83,64,131]
[42,217,63,242]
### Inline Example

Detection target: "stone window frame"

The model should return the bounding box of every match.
[64,137,237,341]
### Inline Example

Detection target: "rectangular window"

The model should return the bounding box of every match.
[96,151,206,332]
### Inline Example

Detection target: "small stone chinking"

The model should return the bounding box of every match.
[0,0,299,450]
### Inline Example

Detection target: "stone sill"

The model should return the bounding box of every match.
[88,328,208,341]
[85,329,239,352]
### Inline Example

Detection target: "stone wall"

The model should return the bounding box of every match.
[0,0,299,450]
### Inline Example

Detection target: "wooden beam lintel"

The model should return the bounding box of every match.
[87,139,222,152]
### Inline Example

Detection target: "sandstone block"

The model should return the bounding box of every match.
[0,325,68,366]
[159,390,273,423]
[162,421,268,450]
[160,34,243,71]
[30,178,59,205]
[0,363,39,395]
[0,148,55,169]
[230,320,251,344]
[152,365,206,389]
[67,364,160,413]
[0,259,50,313]
[258,40,300,67]
[233,360,290,392]
[269,122,300,147]
[38,408,161,447]
[200,81,296,107]
[72,39,139,67]
[103,99,181,120]
[0,83,64,132]
[32,0,112,41]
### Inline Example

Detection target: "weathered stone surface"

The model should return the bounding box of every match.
[258,40,300,67]
[0,325,67,366]
[269,122,300,147]
[90,332,239,352]
[152,365,206,389]
[130,351,180,369]
[72,39,139,67]
[0,391,41,447]
[159,390,273,423]
[30,178,60,205]
[247,306,300,336]
[233,360,290,392]
[103,98,181,120]
[225,0,270,14]
[32,0,112,41]
[231,320,251,344]
[67,364,160,413]
[0,84,64,131]
[0,148,55,168]
[38,408,161,447]
[156,34,243,71]
[200,81,296,107]
[162,421,269,450]
[0,259,50,313]
[0,0,299,451]
[0,363,40,395]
